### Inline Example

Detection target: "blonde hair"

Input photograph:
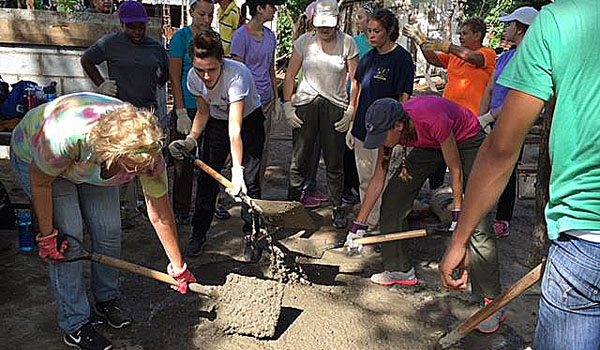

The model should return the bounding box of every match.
[89,104,164,170]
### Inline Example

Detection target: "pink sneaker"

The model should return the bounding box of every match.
[307,190,328,202]
[370,269,418,286]
[493,220,510,238]
[300,193,321,208]
[476,297,506,333]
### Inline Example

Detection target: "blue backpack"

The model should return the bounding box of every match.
[0,80,41,120]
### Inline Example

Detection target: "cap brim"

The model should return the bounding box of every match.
[121,17,149,24]
[498,14,515,22]
[363,130,386,149]
[313,15,337,27]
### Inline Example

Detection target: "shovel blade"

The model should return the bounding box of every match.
[252,199,318,230]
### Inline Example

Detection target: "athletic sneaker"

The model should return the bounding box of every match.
[332,206,348,229]
[493,220,510,238]
[185,234,207,257]
[94,298,132,329]
[175,214,192,226]
[370,268,418,286]
[476,297,506,333]
[307,190,328,202]
[214,205,232,220]
[64,322,112,350]
[300,193,321,208]
[342,189,360,205]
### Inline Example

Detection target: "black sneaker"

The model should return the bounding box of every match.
[185,234,207,257]
[342,189,360,205]
[64,322,113,350]
[94,298,132,329]
[332,206,348,229]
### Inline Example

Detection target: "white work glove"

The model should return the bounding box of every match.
[176,108,192,135]
[334,105,354,133]
[346,220,368,253]
[478,111,495,135]
[402,24,426,45]
[273,99,283,122]
[98,79,117,97]
[345,121,355,149]
[168,135,197,160]
[283,101,303,129]
[226,165,247,201]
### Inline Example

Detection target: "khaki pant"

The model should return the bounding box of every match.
[354,137,381,229]
[380,133,501,299]
[259,100,277,182]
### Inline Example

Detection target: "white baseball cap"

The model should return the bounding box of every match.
[313,0,339,28]
[499,6,539,25]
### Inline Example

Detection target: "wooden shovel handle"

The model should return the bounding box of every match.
[457,261,545,335]
[193,158,234,189]
[354,229,427,245]
[90,253,213,296]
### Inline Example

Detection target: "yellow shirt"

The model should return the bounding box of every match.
[218,1,240,57]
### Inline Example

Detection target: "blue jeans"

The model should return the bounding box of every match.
[535,234,600,350]
[11,152,122,333]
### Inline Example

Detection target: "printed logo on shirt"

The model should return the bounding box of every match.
[373,67,390,81]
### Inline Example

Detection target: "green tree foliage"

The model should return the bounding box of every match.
[463,0,551,48]
[277,0,312,58]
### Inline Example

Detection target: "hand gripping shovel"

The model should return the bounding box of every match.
[61,234,284,338]
[175,144,316,230]
[435,261,546,349]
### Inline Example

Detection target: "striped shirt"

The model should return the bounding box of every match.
[218,1,240,57]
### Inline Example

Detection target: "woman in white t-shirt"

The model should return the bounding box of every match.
[169,30,265,262]
[282,0,359,229]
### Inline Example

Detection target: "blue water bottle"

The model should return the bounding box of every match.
[16,211,34,253]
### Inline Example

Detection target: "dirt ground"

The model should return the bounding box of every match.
[0,120,542,350]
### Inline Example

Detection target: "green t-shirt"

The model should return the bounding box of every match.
[498,0,600,240]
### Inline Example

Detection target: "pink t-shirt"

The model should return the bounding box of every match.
[404,96,480,149]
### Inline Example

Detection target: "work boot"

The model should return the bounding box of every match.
[332,206,348,229]
[64,321,113,350]
[370,268,418,286]
[185,234,207,258]
[94,298,132,329]
[476,297,506,333]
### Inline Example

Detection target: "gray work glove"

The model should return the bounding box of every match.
[98,79,117,97]
[478,111,495,134]
[283,101,303,129]
[176,108,192,135]
[168,135,197,160]
[334,105,354,133]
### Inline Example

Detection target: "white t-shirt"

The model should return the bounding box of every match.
[187,59,262,120]
[293,30,358,109]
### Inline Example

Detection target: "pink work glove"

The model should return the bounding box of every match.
[35,229,68,263]
[167,262,197,294]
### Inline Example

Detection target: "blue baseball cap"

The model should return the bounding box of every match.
[364,98,407,149]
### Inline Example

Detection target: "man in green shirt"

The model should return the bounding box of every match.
[440,1,600,347]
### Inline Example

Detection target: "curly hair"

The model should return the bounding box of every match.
[89,104,164,170]
[370,8,399,42]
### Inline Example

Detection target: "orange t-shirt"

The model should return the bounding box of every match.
[437,47,496,115]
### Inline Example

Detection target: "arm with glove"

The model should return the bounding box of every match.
[226,100,247,199]
[282,48,304,129]
[168,96,210,160]
[439,133,463,232]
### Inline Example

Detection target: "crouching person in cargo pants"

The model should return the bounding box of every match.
[346,96,502,333]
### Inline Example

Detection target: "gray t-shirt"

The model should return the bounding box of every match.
[83,32,169,108]
[187,59,262,120]
[293,30,358,109]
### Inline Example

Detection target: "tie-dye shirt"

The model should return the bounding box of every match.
[10,92,168,198]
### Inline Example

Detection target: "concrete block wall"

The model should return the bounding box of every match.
[0,44,107,94]
[0,44,168,126]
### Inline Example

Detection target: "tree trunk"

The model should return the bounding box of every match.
[528,98,555,267]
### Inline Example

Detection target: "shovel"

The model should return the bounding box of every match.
[435,260,546,349]
[282,229,427,259]
[175,144,316,230]
[62,236,285,338]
